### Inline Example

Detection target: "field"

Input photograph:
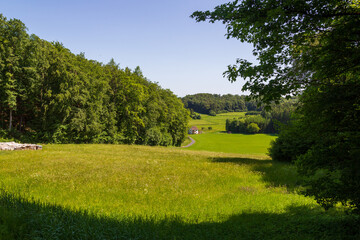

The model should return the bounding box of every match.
[0,144,358,239]
[186,112,276,155]
[189,112,246,133]
[187,133,277,155]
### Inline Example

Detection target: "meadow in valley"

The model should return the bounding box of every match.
[185,112,277,155]
[0,143,358,239]
[1,1,360,238]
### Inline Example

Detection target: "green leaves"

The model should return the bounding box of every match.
[0,15,189,146]
[192,0,360,104]
[193,0,360,212]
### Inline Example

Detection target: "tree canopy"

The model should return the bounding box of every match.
[191,0,360,103]
[181,93,259,114]
[0,14,189,146]
[192,1,360,212]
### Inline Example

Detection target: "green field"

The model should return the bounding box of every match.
[186,112,276,155]
[0,144,358,239]
[189,112,246,132]
[187,133,277,155]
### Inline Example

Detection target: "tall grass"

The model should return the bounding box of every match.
[0,144,358,239]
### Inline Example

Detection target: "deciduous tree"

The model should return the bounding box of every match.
[192,0,360,212]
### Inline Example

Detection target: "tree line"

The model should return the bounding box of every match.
[0,14,189,146]
[226,98,297,134]
[181,93,262,115]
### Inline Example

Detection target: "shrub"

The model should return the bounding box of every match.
[209,110,216,116]
[145,128,162,146]
[246,123,260,133]
[268,117,313,163]
[160,132,173,146]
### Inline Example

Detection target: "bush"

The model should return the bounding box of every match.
[270,85,360,213]
[190,113,201,120]
[246,123,260,133]
[209,110,216,116]
[160,132,173,146]
[268,118,313,162]
[208,127,212,130]
[145,128,162,146]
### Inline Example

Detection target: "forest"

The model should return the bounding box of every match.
[181,93,262,115]
[0,14,189,146]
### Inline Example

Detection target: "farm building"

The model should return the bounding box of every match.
[188,126,199,134]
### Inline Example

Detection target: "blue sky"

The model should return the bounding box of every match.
[1,0,255,97]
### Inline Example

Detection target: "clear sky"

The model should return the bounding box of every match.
[1,0,256,97]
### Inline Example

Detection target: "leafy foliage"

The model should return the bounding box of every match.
[191,0,360,104]
[226,98,296,134]
[247,123,260,134]
[0,15,189,146]
[192,0,360,212]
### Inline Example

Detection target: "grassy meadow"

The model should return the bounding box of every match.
[187,133,276,155]
[189,112,246,133]
[0,144,358,239]
[186,112,276,155]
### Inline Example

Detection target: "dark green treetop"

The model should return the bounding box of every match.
[191,0,360,103]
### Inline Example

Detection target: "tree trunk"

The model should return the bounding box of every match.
[19,115,23,132]
[9,109,12,131]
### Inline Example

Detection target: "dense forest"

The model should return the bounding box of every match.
[0,15,189,146]
[181,93,262,115]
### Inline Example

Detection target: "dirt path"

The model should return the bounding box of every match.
[181,136,195,148]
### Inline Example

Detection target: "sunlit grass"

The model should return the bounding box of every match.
[187,112,277,155]
[189,112,246,132]
[0,144,295,219]
[0,144,358,239]
[186,133,277,154]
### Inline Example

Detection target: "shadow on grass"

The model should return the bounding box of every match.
[211,157,301,192]
[0,191,359,240]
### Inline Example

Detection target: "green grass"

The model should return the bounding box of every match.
[187,133,277,155]
[187,112,276,154]
[189,112,246,133]
[180,136,192,147]
[0,144,358,239]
